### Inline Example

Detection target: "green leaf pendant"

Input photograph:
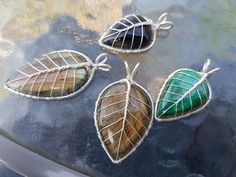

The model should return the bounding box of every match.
[155,59,220,121]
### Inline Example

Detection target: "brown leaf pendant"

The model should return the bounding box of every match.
[94,61,154,163]
[4,50,111,100]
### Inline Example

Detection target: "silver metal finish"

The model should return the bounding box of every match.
[4,50,111,100]
[99,12,173,53]
[94,61,154,164]
[155,59,220,121]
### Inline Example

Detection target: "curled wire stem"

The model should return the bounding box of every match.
[155,12,173,31]
[201,59,220,77]
[92,53,111,71]
[125,61,140,82]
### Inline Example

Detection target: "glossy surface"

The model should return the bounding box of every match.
[5,51,90,99]
[0,0,236,177]
[156,69,210,119]
[0,135,88,177]
[0,165,23,177]
[101,15,154,51]
[96,82,152,163]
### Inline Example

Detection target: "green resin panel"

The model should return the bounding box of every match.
[156,69,210,119]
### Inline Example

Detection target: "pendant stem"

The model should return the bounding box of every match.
[155,12,173,31]
[201,59,220,77]
[125,61,140,82]
[93,53,111,71]
[206,68,220,76]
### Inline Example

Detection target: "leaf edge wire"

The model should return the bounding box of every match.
[94,79,154,164]
[98,14,155,54]
[155,68,212,122]
[4,50,103,100]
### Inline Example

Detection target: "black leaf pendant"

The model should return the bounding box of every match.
[99,13,173,53]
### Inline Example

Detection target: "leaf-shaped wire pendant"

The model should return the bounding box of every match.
[94,61,154,163]
[99,12,173,53]
[4,50,111,100]
[155,59,220,121]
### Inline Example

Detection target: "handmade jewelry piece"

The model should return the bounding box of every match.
[155,59,220,121]
[94,61,154,163]
[99,12,173,53]
[4,50,111,100]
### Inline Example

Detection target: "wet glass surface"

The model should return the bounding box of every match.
[0,166,23,177]
[0,0,236,177]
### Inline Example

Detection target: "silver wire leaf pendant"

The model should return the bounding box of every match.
[99,12,173,53]
[94,61,154,163]
[155,59,220,121]
[4,50,111,100]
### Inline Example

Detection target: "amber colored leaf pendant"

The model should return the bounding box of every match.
[155,59,220,121]
[94,61,154,163]
[99,12,173,53]
[4,50,111,100]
